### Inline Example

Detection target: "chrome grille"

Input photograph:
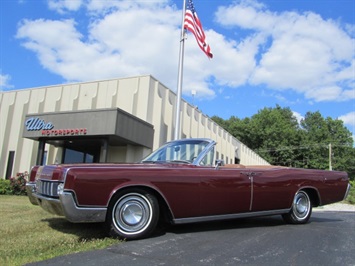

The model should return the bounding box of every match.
[36,180,60,198]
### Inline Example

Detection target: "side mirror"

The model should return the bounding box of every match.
[215,159,225,170]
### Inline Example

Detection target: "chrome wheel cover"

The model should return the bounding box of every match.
[293,191,310,220]
[112,193,153,235]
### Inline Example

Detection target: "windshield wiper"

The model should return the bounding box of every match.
[166,159,191,164]
[142,160,170,164]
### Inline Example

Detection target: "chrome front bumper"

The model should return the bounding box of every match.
[26,182,107,223]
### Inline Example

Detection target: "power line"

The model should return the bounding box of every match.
[255,143,353,153]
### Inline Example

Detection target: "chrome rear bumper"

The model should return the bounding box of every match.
[343,183,351,201]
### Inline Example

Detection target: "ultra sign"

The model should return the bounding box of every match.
[25,117,54,131]
[25,117,87,136]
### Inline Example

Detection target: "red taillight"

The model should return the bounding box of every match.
[29,166,39,181]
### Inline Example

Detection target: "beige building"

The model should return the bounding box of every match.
[0,75,269,179]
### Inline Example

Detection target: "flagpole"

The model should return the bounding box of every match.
[173,0,187,140]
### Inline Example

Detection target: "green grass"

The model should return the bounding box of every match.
[1,185,354,265]
[0,195,120,266]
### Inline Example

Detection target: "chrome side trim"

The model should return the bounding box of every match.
[62,167,70,183]
[172,209,291,225]
[249,175,254,211]
[343,183,351,201]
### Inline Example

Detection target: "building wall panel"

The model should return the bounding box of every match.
[0,75,269,178]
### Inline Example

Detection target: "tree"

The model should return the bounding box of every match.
[212,106,355,178]
[246,105,303,166]
[300,111,354,172]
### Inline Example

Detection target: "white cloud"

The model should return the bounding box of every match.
[47,0,173,17]
[292,111,304,125]
[0,72,13,90]
[215,0,273,31]
[339,112,355,144]
[215,0,354,103]
[14,0,354,103]
[86,0,171,13]
[207,31,263,88]
[47,0,83,14]
[15,1,222,98]
[304,86,351,102]
[339,111,355,127]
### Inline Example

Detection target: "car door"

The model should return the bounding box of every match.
[198,166,251,216]
[250,168,294,211]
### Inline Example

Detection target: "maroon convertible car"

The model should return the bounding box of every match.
[26,138,350,240]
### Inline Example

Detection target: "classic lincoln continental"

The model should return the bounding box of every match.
[26,138,350,240]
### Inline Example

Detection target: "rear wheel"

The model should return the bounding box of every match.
[106,189,159,240]
[282,190,312,224]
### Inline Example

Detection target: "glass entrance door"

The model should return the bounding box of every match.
[62,139,101,163]
[63,149,95,163]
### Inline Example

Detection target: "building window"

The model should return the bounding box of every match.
[43,151,48,165]
[63,149,94,164]
[5,151,15,179]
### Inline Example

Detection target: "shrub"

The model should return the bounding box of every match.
[9,172,28,196]
[0,179,12,195]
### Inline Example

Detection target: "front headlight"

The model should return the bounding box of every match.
[32,183,37,193]
[57,183,64,195]
[35,179,41,193]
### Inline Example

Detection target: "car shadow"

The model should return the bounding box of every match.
[40,213,344,240]
[163,216,285,236]
[160,214,344,237]
[41,218,108,240]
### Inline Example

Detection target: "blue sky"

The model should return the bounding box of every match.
[1,0,354,141]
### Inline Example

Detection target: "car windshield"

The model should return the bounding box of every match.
[141,139,212,164]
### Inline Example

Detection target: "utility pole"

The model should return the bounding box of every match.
[329,143,332,171]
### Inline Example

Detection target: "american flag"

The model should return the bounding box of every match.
[184,0,213,59]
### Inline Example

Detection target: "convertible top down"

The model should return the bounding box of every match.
[27,138,351,240]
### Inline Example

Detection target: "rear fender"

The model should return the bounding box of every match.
[297,187,321,207]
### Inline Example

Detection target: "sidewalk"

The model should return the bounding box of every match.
[314,203,355,212]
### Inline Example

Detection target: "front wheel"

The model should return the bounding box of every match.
[105,189,159,240]
[282,190,312,224]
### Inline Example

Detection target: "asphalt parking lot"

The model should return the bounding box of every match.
[28,209,355,266]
